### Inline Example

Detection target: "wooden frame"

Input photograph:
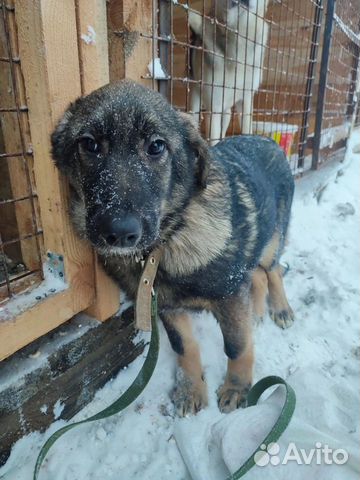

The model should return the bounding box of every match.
[0,0,120,361]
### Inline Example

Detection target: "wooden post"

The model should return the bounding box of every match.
[75,0,121,321]
[0,0,98,360]
[107,0,156,84]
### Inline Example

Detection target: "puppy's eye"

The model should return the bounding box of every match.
[78,134,101,154]
[147,139,166,158]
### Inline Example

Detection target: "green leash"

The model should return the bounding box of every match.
[33,295,296,480]
[33,296,159,480]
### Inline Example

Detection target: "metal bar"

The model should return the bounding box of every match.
[0,55,19,62]
[0,193,38,205]
[312,0,336,170]
[345,42,360,119]
[0,233,11,299]
[0,151,23,158]
[158,0,170,99]
[298,0,323,168]
[0,105,28,112]
[1,230,43,247]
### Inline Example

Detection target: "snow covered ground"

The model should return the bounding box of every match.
[1,132,359,480]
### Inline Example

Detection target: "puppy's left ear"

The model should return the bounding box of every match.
[51,107,76,175]
[179,112,210,189]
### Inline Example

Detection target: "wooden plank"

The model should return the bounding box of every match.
[0,288,94,361]
[0,0,99,359]
[76,0,120,321]
[16,0,96,292]
[107,0,156,84]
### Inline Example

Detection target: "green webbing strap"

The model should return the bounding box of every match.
[33,295,296,480]
[225,375,296,479]
[33,295,159,480]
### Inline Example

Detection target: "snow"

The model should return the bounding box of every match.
[81,26,96,46]
[0,263,67,322]
[0,130,359,480]
[147,58,168,79]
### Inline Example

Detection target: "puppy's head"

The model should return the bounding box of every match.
[51,81,210,256]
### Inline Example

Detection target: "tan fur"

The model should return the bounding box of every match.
[217,330,253,413]
[213,292,254,413]
[162,172,232,277]
[164,311,208,415]
[257,233,293,328]
[260,231,280,269]
[267,267,293,317]
[251,267,268,318]
[236,181,258,258]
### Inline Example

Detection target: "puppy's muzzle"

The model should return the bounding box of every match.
[98,214,142,248]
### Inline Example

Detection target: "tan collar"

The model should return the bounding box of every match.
[135,247,162,331]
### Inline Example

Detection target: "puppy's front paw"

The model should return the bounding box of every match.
[217,381,250,414]
[270,307,294,329]
[171,370,208,417]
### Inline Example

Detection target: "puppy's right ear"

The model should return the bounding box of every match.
[51,109,76,175]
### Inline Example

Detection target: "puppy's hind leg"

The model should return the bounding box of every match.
[260,232,294,329]
[251,266,268,323]
[266,266,294,329]
[162,310,208,416]
[213,290,254,413]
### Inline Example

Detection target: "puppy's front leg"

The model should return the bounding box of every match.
[162,310,208,416]
[213,290,254,413]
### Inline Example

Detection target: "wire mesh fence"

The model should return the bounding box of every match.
[315,0,360,164]
[156,0,325,173]
[0,2,43,304]
[107,0,359,175]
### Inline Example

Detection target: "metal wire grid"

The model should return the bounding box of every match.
[107,1,359,173]
[0,2,43,304]
[355,99,360,127]
[254,0,323,171]
[127,0,325,173]
[318,0,360,162]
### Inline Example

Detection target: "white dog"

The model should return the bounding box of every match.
[189,0,269,143]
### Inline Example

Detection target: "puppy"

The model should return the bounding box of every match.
[189,0,269,143]
[52,81,294,416]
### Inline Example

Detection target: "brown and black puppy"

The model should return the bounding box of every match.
[51,81,294,416]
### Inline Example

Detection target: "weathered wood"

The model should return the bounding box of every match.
[0,307,143,467]
[76,0,121,321]
[0,289,89,361]
[0,0,97,360]
[107,0,156,85]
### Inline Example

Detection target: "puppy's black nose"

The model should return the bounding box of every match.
[100,215,142,248]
